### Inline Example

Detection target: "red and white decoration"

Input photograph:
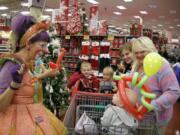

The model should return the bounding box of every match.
[52,0,69,23]
[98,20,108,36]
[89,6,99,35]
[90,55,99,70]
[67,0,82,35]
[91,41,100,56]
[100,41,111,54]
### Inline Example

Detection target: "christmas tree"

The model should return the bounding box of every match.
[42,35,70,118]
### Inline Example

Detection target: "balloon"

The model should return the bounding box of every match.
[49,62,57,69]
[143,52,163,77]
[132,72,139,87]
[113,75,123,80]
[49,48,66,70]
[117,73,156,120]
[136,76,148,89]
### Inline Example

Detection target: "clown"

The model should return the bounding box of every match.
[0,15,67,135]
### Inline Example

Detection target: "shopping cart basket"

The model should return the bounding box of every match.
[64,91,159,135]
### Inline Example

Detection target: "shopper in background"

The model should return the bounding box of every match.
[159,46,169,60]
[79,62,99,92]
[67,61,82,89]
[131,36,180,135]
[119,42,133,74]
[0,15,67,135]
[100,67,117,93]
[173,62,180,85]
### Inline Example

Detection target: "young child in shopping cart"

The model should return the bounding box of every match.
[79,62,99,92]
[100,67,118,93]
[101,89,138,134]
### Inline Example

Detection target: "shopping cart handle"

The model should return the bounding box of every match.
[95,105,106,109]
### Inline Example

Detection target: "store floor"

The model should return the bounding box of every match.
[166,101,180,135]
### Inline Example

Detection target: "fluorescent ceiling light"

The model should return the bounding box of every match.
[45,8,53,12]
[140,11,148,14]
[86,0,99,4]
[1,13,7,17]
[123,24,128,27]
[169,26,174,29]
[116,27,122,30]
[0,6,8,10]
[113,12,122,15]
[123,0,133,2]
[176,24,180,27]
[21,2,29,7]
[158,24,163,27]
[108,25,116,28]
[134,16,141,19]
[152,26,157,29]
[42,15,51,19]
[117,5,126,10]
[21,11,30,15]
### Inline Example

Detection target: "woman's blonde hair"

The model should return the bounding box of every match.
[132,36,157,54]
[131,36,158,71]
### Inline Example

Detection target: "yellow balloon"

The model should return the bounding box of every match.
[143,52,163,77]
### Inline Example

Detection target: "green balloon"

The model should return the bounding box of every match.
[113,75,123,80]
[141,96,154,111]
[132,72,139,88]
[143,52,163,77]
[137,76,148,89]
[140,88,156,99]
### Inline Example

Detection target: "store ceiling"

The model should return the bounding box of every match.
[0,0,180,38]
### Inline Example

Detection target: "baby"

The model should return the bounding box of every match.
[79,62,99,92]
[100,67,117,94]
[101,89,138,135]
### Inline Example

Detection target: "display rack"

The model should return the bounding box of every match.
[59,35,137,75]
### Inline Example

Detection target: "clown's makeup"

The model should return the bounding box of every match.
[29,41,48,60]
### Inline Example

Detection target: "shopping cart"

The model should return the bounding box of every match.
[63,91,159,135]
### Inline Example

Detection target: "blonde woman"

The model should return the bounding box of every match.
[131,36,180,135]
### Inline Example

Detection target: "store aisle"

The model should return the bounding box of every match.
[166,102,180,135]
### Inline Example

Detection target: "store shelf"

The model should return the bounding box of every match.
[64,56,79,58]
[111,48,121,50]
[111,56,120,59]
[65,67,76,69]
[63,61,77,63]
